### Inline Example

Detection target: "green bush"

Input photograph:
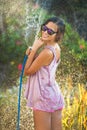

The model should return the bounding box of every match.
[0,20,26,64]
[63,23,87,65]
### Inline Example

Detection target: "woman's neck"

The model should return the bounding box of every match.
[45,41,57,47]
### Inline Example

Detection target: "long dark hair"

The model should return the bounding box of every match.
[42,17,65,42]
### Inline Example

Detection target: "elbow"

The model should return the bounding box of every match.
[24,68,35,76]
[24,68,30,76]
[24,69,28,76]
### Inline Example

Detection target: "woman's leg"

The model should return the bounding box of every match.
[51,110,62,130]
[33,110,51,130]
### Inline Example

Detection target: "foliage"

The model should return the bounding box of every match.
[61,78,87,130]
[0,15,26,63]
[63,22,87,66]
[0,15,27,87]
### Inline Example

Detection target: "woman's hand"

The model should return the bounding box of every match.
[26,47,32,55]
[32,37,44,51]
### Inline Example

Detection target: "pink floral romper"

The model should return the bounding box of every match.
[24,45,64,112]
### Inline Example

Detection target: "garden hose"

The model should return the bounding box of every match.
[16,55,28,130]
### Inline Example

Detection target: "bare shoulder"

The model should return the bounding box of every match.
[39,48,54,58]
[37,48,54,65]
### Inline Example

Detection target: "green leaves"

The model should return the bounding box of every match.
[63,22,87,64]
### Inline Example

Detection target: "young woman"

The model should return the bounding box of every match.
[24,17,65,130]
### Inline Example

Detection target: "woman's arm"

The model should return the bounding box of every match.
[24,38,44,75]
[24,48,53,76]
[24,49,37,75]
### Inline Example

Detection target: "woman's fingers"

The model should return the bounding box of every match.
[26,47,32,55]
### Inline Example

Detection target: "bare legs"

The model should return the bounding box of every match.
[33,110,62,130]
[51,110,62,130]
[33,110,51,130]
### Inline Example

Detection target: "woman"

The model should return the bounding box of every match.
[24,16,65,130]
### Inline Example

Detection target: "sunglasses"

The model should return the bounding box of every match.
[41,25,58,35]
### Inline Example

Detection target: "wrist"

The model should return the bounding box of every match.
[30,48,37,55]
[32,47,38,52]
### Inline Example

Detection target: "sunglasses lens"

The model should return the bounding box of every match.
[47,30,54,35]
[41,26,47,31]
[41,25,56,35]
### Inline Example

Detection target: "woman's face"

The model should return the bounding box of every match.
[41,22,58,43]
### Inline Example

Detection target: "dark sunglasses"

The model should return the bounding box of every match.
[41,25,58,35]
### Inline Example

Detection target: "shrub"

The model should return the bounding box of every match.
[63,23,87,66]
